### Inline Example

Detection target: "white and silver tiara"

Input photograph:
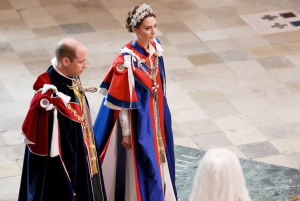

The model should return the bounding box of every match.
[129,4,154,27]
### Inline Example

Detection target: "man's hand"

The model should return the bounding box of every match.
[122,135,132,149]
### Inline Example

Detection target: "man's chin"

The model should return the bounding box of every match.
[77,71,83,76]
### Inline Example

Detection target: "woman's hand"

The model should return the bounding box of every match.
[122,135,132,149]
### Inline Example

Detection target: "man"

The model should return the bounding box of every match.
[18,38,106,201]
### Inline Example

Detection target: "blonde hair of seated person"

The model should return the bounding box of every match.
[190,148,251,201]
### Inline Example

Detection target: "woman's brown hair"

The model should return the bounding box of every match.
[125,5,156,33]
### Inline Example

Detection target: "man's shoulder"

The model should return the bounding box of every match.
[33,71,51,91]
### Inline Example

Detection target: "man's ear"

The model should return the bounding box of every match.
[62,57,70,66]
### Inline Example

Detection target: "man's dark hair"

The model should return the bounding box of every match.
[55,43,77,63]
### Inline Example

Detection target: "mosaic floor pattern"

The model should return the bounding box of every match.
[241,9,300,35]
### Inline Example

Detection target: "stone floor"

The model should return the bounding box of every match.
[1,0,300,200]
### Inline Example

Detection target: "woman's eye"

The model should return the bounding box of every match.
[146,28,150,30]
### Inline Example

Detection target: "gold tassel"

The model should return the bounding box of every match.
[157,130,166,163]
[159,149,166,163]
[292,194,298,201]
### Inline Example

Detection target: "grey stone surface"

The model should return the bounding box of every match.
[257,124,300,140]
[257,56,295,70]
[0,79,6,91]
[171,122,187,138]
[0,117,24,132]
[216,49,253,62]
[191,132,234,150]
[60,22,96,35]
[187,53,223,66]
[201,101,241,118]
[17,49,51,64]
[167,68,203,82]
[175,42,212,56]
[237,141,281,159]
[0,90,15,104]
[158,22,191,35]
[0,42,14,54]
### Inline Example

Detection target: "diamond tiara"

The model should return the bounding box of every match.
[129,4,154,27]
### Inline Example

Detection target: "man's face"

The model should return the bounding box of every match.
[67,46,87,77]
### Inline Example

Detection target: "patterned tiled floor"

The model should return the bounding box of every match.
[2,0,300,200]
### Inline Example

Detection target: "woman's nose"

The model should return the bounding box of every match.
[152,28,156,35]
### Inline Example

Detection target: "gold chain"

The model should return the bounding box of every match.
[68,77,99,175]
[67,104,85,121]
[140,53,166,95]
[141,53,166,163]
[140,54,159,81]
[161,65,166,96]
[140,65,158,80]
[67,77,86,122]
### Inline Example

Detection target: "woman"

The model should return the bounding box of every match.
[190,148,251,201]
[93,4,177,201]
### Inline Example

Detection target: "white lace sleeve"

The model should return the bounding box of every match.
[119,110,131,136]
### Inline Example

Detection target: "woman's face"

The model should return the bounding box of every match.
[133,16,156,45]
